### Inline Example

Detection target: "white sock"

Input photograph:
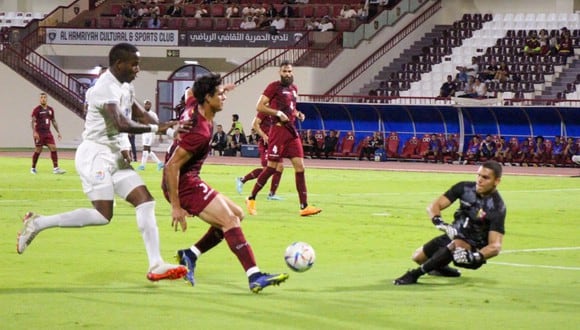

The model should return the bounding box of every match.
[36,208,109,231]
[141,151,149,167]
[190,245,201,258]
[135,201,163,268]
[246,266,260,278]
[149,151,161,164]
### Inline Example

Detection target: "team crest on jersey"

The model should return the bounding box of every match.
[477,208,486,220]
[94,170,105,181]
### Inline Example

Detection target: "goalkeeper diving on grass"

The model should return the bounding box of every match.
[394,160,506,285]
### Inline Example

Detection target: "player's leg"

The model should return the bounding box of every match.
[17,143,115,254]
[267,161,284,200]
[47,138,65,174]
[31,138,43,174]
[198,194,288,292]
[139,145,150,170]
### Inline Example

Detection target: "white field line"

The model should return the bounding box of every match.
[489,246,580,271]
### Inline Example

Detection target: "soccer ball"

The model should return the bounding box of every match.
[284,242,315,272]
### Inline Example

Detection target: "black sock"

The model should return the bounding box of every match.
[419,247,453,274]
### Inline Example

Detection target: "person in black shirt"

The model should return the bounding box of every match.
[439,75,457,97]
[394,160,506,285]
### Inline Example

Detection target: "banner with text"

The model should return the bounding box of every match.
[45,28,179,46]
[184,30,303,47]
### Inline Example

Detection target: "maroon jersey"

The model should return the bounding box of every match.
[31,105,55,134]
[256,111,274,145]
[263,81,298,127]
[167,96,211,178]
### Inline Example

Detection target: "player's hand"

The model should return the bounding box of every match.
[277,111,289,123]
[297,111,305,122]
[33,132,39,141]
[436,224,457,239]
[453,248,485,269]
[57,133,62,140]
[171,207,191,232]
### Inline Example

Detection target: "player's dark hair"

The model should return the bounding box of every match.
[482,160,502,178]
[280,60,291,67]
[109,43,139,66]
[193,73,222,105]
[233,114,239,120]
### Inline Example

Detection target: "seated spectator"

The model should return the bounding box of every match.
[532,135,546,164]
[265,3,277,18]
[211,124,228,156]
[439,74,457,97]
[270,15,286,32]
[557,33,574,57]
[494,136,511,164]
[120,1,139,28]
[551,135,565,164]
[539,29,550,55]
[458,76,476,98]
[355,2,369,21]
[441,134,460,162]
[255,14,271,29]
[146,12,161,28]
[563,136,577,164]
[339,5,357,19]
[473,77,488,98]
[240,15,256,30]
[194,4,208,18]
[304,17,320,31]
[323,130,339,159]
[548,30,559,55]
[481,58,498,82]
[359,131,383,160]
[514,138,533,165]
[463,135,481,163]
[318,16,335,32]
[456,56,479,83]
[494,61,510,83]
[480,134,496,160]
[523,31,541,55]
[302,129,318,158]
[278,2,294,18]
[228,128,247,155]
[225,3,239,18]
[165,1,183,18]
[247,128,260,145]
[423,133,442,162]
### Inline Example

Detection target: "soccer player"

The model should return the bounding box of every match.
[393,160,506,285]
[137,99,164,171]
[17,42,187,282]
[30,92,66,175]
[245,60,321,217]
[235,111,284,200]
[163,73,289,293]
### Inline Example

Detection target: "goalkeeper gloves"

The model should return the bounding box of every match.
[432,216,457,239]
[452,248,486,269]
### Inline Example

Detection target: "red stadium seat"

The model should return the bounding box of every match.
[401,136,419,159]
[333,131,356,158]
[386,132,400,158]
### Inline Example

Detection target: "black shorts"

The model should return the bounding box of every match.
[423,234,452,258]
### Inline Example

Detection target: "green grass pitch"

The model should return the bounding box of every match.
[0,156,578,329]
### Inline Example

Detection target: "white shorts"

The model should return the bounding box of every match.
[75,140,145,201]
[142,132,154,147]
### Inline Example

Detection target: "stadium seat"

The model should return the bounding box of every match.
[333,131,356,158]
[386,132,400,158]
[400,136,419,159]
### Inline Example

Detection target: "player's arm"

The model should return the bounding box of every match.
[51,117,62,140]
[164,146,193,232]
[427,194,458,238]
[478,230,503,259]
[252,116,268,143]
[31,114,39,140]
[102,103,175,135]
[256,94,288,122]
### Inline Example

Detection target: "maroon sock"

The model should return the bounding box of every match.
[250,166,276,199]
[295,171,307,208]
[242,168,263,183]
[50,151,58,168]
[270,170,282,195]
[224,227,257,271]
[194,226,224,254]
[32,152,40,168]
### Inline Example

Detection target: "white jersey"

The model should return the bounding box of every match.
[118,83,135,151]
[141,110,159,146]
[82,70,134,152]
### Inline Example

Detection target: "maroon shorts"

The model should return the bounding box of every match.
[163,175,218,216]
[267,125,304,162]
[35,133,55,147]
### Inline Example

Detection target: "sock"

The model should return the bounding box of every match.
[419,247,453,274]
[295,171,307,208]
[32,151,40,168]
[50,151,58,168]
[135,201,163,269]
[243,168,262,183]
[250,166,276,199]
[149,150,161,164]
[223,227,257,272]
[194,226,224,254]
[36,208,109,231]
[141,151,149,167]
[270,170,282,195]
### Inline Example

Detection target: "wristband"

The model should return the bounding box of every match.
[149,124,158,133]
[431,215,444,226]
[276,110,283,118]
[166,127,175,138]
[473,251,483,262]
